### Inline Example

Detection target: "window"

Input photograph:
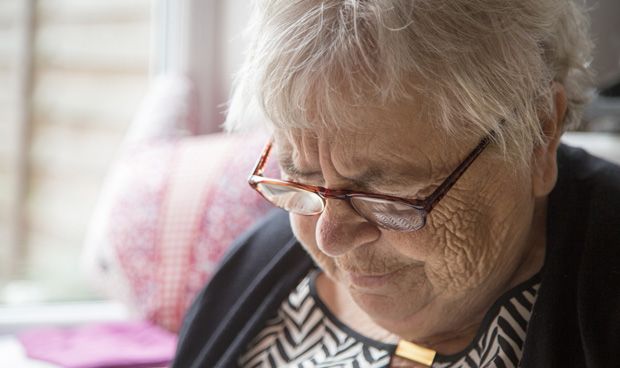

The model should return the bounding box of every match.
[0,0,152,304]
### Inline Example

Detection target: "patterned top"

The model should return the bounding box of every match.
[238,271,541,368]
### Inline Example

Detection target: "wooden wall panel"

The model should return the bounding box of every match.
[37,0,151,24]
[32,71,149,130]
[0,154,14,209]
[0,1,19,25]
[35,22,151,73]
[29,122,126,177]
[0,69,17,236]
[0,0,19,282]
[0,0,151,299]
[21,0,151,289]
[0,32,17,67]
[26,171,103,249]
[0,82,17,155]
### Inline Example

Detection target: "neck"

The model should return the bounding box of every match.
[506,197,547,289]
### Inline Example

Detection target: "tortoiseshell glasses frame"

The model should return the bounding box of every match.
[248,134,493,232]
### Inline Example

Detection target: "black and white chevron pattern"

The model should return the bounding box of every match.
[238,272,540,368]
[433,283,540,368]
[238,276,391,367]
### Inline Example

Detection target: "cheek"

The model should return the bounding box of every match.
[289,213,315,245]
[423,196,492,290]
[417,181,534,293]
[289,214,339,276]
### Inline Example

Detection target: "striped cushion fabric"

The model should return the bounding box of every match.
[86,132,273,332]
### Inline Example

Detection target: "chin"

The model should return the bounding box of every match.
[348,282,433,324]
[351,291,403,318]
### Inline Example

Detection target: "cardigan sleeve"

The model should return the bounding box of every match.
[172,209,314,368]
[521,144,620,368]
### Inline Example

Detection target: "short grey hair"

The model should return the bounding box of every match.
[225,0,593,164]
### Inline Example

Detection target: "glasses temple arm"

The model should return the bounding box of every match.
[249,139,274,180]
[423,133,494,212]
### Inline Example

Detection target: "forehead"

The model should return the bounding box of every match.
[273,104,464,186]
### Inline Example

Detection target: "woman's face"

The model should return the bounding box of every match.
[276,103,542,340]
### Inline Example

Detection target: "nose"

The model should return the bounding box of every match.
[315,198,381,257]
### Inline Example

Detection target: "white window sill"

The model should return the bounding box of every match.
[0,301,132,368]
[0,301,131,335]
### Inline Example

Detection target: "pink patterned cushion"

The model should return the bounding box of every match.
[88,132,274,332]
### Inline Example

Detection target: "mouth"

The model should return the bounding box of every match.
[345,266,411,289]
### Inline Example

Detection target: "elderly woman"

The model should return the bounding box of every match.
[173,0,619,367]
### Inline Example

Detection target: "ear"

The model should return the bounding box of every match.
[531,82,568,197]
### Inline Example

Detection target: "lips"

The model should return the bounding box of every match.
[346,267,407,289]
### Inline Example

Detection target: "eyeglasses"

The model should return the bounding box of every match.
[248,134,493,232]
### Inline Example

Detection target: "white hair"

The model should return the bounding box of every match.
[225,0,593,164]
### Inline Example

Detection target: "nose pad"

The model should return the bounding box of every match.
[315,198,381,257]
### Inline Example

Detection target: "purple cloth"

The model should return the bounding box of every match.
[17,321,177,368]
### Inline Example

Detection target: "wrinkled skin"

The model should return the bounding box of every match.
[275,89,565,353]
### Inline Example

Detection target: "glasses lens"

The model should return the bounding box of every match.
[350,197,426,231]
[256,182,324,215]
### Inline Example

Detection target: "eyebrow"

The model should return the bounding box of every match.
[280,156,426,190]
[279,157,322,179]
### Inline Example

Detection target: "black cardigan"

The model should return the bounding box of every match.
[173,144,620,368]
